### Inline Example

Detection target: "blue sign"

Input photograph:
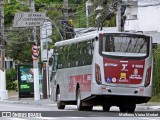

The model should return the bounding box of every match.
[105,77,112,83]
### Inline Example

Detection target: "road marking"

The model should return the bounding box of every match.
[0,104,49,110]
[140,118,160,120]
[35,117,57,119]
[149,106,160,109]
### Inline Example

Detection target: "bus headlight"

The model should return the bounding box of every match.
[144,67,151,87]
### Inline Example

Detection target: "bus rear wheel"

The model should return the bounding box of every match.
[119,106,127,112]
[84,106,93,111]
[76,88,84,111]
[103,106,110,112]
[119,104,136,113]
[57,89,65,109]
[128,104,136,113]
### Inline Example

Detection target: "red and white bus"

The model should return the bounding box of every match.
[50,31,153,112]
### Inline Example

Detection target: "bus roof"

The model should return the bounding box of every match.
[55,30,151,47]
[55,31,99,47]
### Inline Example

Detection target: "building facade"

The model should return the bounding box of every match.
[123,0,160,43]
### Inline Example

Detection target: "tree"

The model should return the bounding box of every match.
[5,28,33,63]
[4,1,29,25]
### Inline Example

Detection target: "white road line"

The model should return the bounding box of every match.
[4,118,28,120]
[140,117,160,120]
[34,117,57,119]
[0,104,49,110]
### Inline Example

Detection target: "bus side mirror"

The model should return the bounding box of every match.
[95,36,98,41]
[152,43,157,49]
[49,57,53,66]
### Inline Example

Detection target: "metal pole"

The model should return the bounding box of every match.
[0,0,8,100]
[29,0,40,101]
[86,1,89,28]
[46,22,49,98]
[63,0,68,19]
[116,0,122,32]
[46,19,63,41]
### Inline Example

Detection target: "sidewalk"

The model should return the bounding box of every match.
[0,90,56,107]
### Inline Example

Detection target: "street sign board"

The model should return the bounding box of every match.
[13,12,46,27]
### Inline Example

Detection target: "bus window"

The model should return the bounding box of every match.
[100,34,149,58]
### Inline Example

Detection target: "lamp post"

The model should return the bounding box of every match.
[46,18,63,41]
[40,18,63,98]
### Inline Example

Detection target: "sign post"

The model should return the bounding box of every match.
[13,11,45,101]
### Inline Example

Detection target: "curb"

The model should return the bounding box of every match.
[0,97,56,107]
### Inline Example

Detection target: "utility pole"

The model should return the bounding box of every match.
[86,0,89,28]
[0,0,8,100]
[63,0,68,19]
[117,0,122,31]
[29,0,40,101]
[62,0,68,40]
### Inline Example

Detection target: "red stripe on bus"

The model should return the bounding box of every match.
[69,74,91,92]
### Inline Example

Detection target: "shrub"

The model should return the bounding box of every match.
[6,68,17,90]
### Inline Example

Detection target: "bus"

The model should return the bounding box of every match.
[50,31,153,112]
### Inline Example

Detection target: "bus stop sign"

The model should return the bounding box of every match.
[13,12,46,27]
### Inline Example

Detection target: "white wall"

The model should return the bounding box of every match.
[125,2,160,32]
[138,5,160,31]
[124,1,160,43]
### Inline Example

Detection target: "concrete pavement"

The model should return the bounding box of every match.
[1,91,160,110]
[0,91,56,107]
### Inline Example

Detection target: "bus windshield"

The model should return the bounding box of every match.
[100,34,149,58]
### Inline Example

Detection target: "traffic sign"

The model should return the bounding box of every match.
[13,12,46,27]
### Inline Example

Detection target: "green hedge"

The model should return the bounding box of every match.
[153,45,160,96]
[6,68,17,90]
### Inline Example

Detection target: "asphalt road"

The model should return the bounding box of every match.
[0,102,159,120]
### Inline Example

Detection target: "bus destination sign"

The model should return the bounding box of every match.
[13,12,46,27]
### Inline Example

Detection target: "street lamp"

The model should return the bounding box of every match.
[46,18,63,41]
[40,18,63,98]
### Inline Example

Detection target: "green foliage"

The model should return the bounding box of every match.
[6,68,17,90]
[152,45,160,97]
[5,28,32,62]
[4,1,29,25]
[4,0,116,63]
[150,96,160,102]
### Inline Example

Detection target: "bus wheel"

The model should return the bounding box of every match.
[76,88,84,111]
[119,106,127,113]
[103,106,110,112]
[57,89,65,109]
[128,104,136,113]
[84,106,93,111]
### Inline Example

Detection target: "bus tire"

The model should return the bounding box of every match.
[57,89,65,109]
[103,106,110,112]
[84,106,93,111]
[128,104,136,113]
[119,106,127,113]
[76,88,84,111]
